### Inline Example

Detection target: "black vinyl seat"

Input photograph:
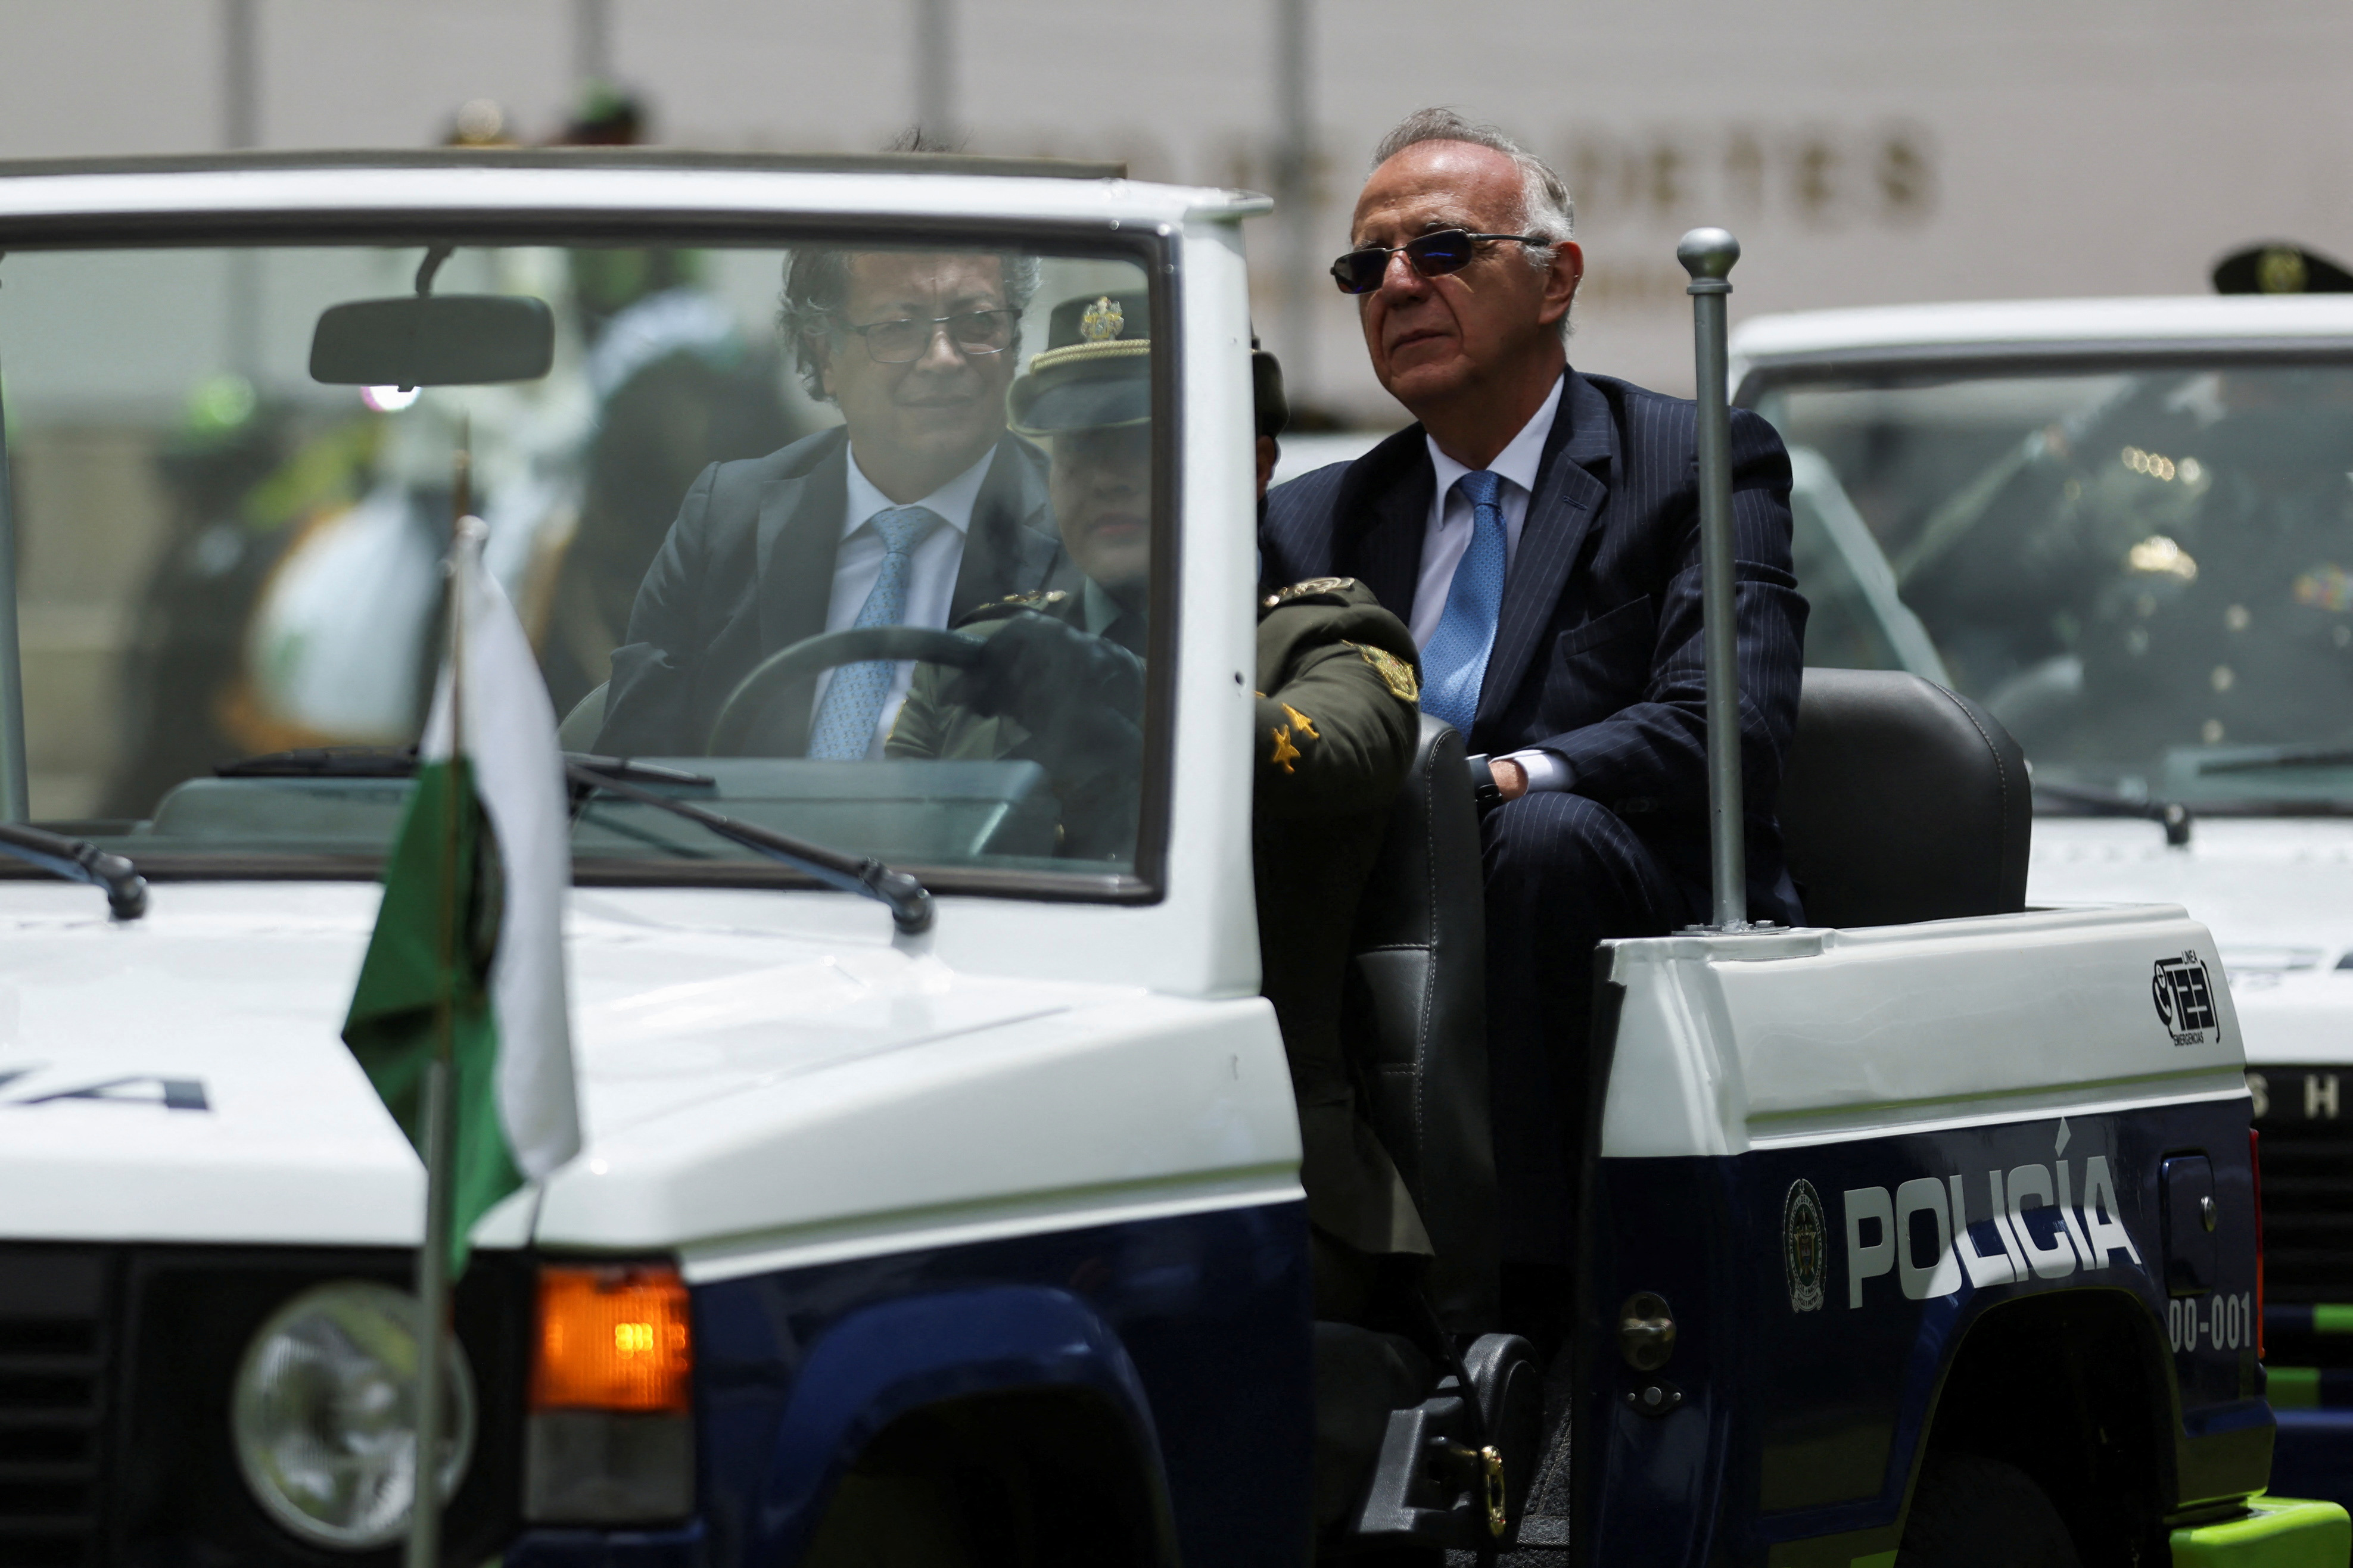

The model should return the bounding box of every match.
[1778,667,2033,930]
[1342,713,1498,1333]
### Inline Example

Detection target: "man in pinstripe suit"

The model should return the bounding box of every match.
[1262,109,1809,1301]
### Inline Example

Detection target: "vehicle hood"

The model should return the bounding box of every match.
[0,880,1104,1245]
[2031,816,2353,1064]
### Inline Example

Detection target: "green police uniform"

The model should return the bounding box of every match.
[888,574,1433,1264]
[1249,576,1433,1265]
[890,287,1431,1277]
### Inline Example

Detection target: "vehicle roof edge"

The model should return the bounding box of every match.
[0,147,1132,183]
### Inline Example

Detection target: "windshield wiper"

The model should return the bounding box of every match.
[2195,745,2353,775]
[564,760,932,934]
[213,747,927,927]
[2033,779,2194,847]
[0,821,147,919]
[218,746,421,778]
[223,746,714,789]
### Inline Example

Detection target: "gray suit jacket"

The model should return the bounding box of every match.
[595,427,1067,756]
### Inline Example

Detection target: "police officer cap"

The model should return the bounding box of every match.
[2212,243,2353,295]
[1009,292,1151,435]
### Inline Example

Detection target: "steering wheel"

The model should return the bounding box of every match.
[706,625,985,755]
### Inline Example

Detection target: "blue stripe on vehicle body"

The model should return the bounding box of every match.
[506,1523,706,1568]
[1580,1097,2265,1566]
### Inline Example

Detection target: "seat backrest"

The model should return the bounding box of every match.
[1344,715,1498,1332]
[1778,667,2032,929]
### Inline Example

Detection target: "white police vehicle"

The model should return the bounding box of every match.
[0,154,2326,1567]
[1735,293,2353,1518]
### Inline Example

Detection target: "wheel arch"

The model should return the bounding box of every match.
[748,1285,1178,1566]
[1899,1286,2175,1565]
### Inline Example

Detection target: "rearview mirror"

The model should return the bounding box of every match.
[309,295,555,386]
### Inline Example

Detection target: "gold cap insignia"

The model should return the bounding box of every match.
[2259,247,2310,295]
[1079,295,1125,343]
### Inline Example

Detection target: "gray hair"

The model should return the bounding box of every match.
[1369,108,1576,339]
[777,248,1041,400]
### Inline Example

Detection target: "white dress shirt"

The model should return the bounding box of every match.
[814,442,998,758]
[1413,374,1573,793]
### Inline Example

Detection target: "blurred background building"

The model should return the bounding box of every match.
[0,0,2346,812]
[3,0,2349,416]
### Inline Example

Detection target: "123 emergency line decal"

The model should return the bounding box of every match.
[2152,950,2220,1047]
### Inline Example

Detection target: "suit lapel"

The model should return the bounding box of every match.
[1477,374,1614,724]
[753,431,849,656]
[1335,427,1435,622]
[949,434,1060,621]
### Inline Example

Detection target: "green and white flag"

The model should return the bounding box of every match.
[342,520,580,1272]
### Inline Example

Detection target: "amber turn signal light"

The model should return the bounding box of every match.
[531,1263,692,1413]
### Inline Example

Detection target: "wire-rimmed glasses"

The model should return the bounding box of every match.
[836,308,1020,363]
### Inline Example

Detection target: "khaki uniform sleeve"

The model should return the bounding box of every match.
[884,662,951,760]
[1254,637,1419,819]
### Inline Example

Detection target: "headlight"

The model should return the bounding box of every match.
[231,1280,476,1550]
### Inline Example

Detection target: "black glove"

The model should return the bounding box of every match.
[952,611,1144,734]
[951,613,1146,858]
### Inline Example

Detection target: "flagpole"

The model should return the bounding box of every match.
[407,416,471,1568]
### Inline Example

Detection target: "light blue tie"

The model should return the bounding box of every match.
[808,505,942,759]
[1420,470,1508,734]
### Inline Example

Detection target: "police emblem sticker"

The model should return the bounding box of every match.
[1782,1179,1826,1313]
[2152,949,2221,1047]
[1346,641,1422,703]
[1079,295,1125,342]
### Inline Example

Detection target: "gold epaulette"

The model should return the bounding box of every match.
[955,588,1070,627]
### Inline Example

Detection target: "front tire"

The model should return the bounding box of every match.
[1896,1454,2081,1568]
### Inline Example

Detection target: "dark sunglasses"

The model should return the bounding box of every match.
[1328,229,1545,295]
[834,308,1019,364]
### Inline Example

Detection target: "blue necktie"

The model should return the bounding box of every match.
[1420,470,1508,734]
[808,505,942,759]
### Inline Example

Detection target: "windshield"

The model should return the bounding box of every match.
[0,235,1164,890]
[1753,360,2353,809]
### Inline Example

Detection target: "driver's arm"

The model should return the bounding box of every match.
[594,460,720,756]
[883,662,954,761]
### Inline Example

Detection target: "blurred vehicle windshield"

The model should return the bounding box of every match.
[0,235,1160,888]
[1753,361,2353,809]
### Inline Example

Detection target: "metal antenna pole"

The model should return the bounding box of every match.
[220,0,259,149]
[404,1057,453,1568]
[914,0,958,145]
[220,0,261,379]
[1272,0,1316,399]
[406,428,475,1568]
[572,0,613,87]
[0,345,32,822]
[1679,227,1747,931]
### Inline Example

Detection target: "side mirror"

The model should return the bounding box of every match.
[309,295,555,386]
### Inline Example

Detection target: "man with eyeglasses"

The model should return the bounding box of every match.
[595,247,1066,757]
[1263,108,1809,1322]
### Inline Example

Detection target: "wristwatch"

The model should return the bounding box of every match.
[1467,753,1503,809]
